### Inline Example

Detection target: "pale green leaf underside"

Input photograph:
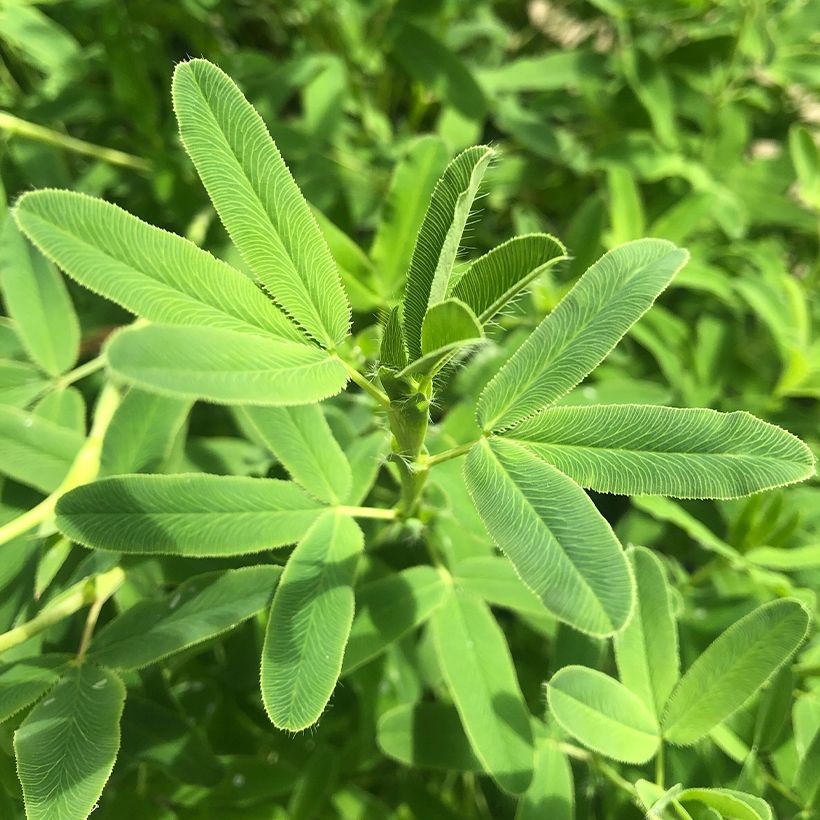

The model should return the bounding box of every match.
[0,405,83,494]
[403,145,494,360]
[478,239,689,431]
[614,546,679,718]
[262,512,362,731]
[464,438,632,636]
[238,404,351,503]
[342,565,448,674]
[0,655,68,723]
[172,59,350,348]
[56,473,325,556]
[0,219,79,375]
[106,324,348,406]
[452,233,568,322]
[89,566,281,670]
[377,702,483,773]
[548,665,660,764]
[431,589,534,795]
[507,404,815,499]
[13,189,303,342]
[662,599,810,745]
[15,664,125,820]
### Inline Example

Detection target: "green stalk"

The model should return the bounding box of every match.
[0,383,121,547]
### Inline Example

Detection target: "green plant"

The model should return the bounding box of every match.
[0,56,817,820]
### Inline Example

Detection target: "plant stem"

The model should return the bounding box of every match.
[335,505,397,520]
[425,440,480,467]
[0,111,151,172]
[0,382,122,547]
[0,567,124,656]
[655,741,665,789]
[57,354,106,388]
[337,358,391,408]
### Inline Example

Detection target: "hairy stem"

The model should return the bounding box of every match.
[57,354,106,388]
[337,358,391,408]
[335,505,397,520]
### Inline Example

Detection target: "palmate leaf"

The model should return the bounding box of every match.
[464,438,633,636]
[662,599,810,745]
[370,135,449,296]
[55,474,325,556]
[430,588,534,795]
[106,324,348,406]
[0,219,79,375]
[451,233,568,322]
[0,405,83,493]
[507,404,815,499]
[13,190,303,343]
[262,512,362,731]
[342,565,448,674]
[89,566,281,670]
[614,547,679,719]
[238,404,351,503]
[478,239,689,431]
[172,59,350,348]
[547,665,660,764]
[15,664,125,820]
[402,145,494,360]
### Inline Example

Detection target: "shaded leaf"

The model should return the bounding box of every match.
[0,655,68,723]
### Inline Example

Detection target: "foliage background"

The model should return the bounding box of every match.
[0,0,819,817]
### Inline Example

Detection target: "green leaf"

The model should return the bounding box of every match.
[0,655,68,723]
[13,190,302,342]
[344,428,390,505]
[506,404,815,499]
[100,388,191,476]
[56,474,325,556]
[370,135,449,296]
[452,233,567,322]
[0,359,48,407]
[477,239,689,431]
[377,702,482,773]
[430,588,534,795]
[547,665,660,764]
[606,164,645,246]
[106,324,348,406]
[379,306,408,370]
[515,739,574,820]
[342,565,448,674]
[15,664,126,820]
[746,545,820,570]
[0,405,83,493]
[794,726,820,804]
[238,405,351,503]
[677,788,772,820]
[453,556,546,617]
[662,599,810,745]
[262,512,363,731]
[172,59,350,348]
[89,566,281,670]
[614,547,679,719]
[402,145,494,360]
[464,438,633,636]
[33,386,85,434]
[0,219,79,375]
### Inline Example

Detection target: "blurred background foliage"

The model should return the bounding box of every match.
[1,0,819,817]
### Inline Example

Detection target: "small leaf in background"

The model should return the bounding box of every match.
[477,239,689,431]
[56,474,325,556]
[0,220,79,375]
[662,599,810,745]
[677,788,772,820]
[172,59,350,348]
[89,566,280,669]
[606,165,645,246]
[465,438,632,636]
[106,324,348,406]
[548,665,660,764]
[614,547,679,718]
[238,404,351,503]
[377,702,483,773]
[402,145,494,360]
[13,190,304,343]
[452,233,567,322]
[370,135,449,296]
[430,588,534,795]
[262,512,363,731]
[15,664,125,820]
[343,565,447,674]
[508,404,815,498]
